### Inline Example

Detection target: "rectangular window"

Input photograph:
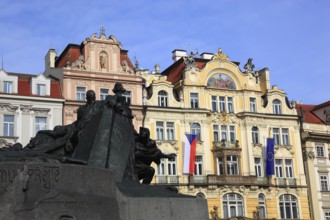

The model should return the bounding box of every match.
[190,93,199,108]
[229,126,235,142]
[157,158,166,176]
[273,128,280,145]
[219,96,226,112]
[221,125,227,141]
[252,127,259,144]
[275,159,283,178]
[282,128,290,145]
[316,144,325,157]
[37,84,46,96]
[123,91,131,105]
[3,81,13,93]
[168,157,177,176]
[166,122,174,140]
[227,155,239,175]
[213,125,219,142]
[76,87,86,100]
[250,97,256,112]
[321,175,328,191]
[285,159,294,178]
[100,88,109,100]
[194,156,203,176]
[325,212,330,220]
[211,96,217,112]
[217,157,224,175]
[3,115,14,136]
[255,158,263,177]
[156,121,164,140]
[227,97,234,113]
[35,117,47,134]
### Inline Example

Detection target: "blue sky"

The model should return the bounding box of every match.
[0,0,329,104]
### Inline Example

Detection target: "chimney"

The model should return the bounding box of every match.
[172,49,187,62]
[200,52,214,60]
[45,49,56,70]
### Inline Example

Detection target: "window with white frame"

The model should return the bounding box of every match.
[325,211,330,220]
[3,115,14,136]
[35,117,47,134]
[273,128,280,145]
[258,194,267,219]
[321,175,329,191]
[166,122,175,140]
[37,84,46,96]
[250,97,256,112]
[3,81,13,93]
[158,90,168,107]
[219,96,226,112]
[279,194,299,219]
[156,121,175,141]
[218,125,236,143]
[211,96,217,112]
[217,157,224,175]
[157,157,177,176]
[221,125,227,141]
[157,158,166,176]
[223,193,244,218]
[275,159,283,178]
[227,155,239,175]
[229,126,235,142]
[190,93,199,108]
[167,157,177,176]
[282,128,290,145]
[156,121,164,140]
[252,127,259,144]
[123,91,131,105]
[194,155,203,176]
[316,144,325,157]
[100,88,109,100]
[227,97,234,113]
[273,99,282,115]
[255,158,263,177]
[76,87,86,100]
[213,125,219,142]
[191,123,201,141]
[285,159,294,178]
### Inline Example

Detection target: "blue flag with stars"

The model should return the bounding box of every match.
[266,138,275,176]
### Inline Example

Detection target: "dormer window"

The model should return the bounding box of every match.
[158,90,168,107]
[37,84,46,96]
[3,81,13,93]
[272,99,282,115]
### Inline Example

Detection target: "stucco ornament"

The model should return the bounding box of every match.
[71,55,86,69]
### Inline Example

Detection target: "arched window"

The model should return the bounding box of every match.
[252,127,259,144]
[191,123,201,141]
[158,90,168,107]
[223,193,244,218]
[196,192,205,199]
[258,194,267,219]
[272,99,282,115]
[279,194,299,219]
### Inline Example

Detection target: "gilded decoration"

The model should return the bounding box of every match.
[207,74,236,89]
[212,48,229,61]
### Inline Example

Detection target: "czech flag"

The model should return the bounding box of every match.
[183,134,197,174]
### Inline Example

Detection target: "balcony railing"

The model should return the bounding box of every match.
[275,178,297,186]
[207,175,269,185]
[154,175,179,184]
[213,140,239,148]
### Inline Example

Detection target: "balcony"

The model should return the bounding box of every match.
[213,140,239,148]
[154,175,180,184]
[188,175,270,186]
[275,178,297,186]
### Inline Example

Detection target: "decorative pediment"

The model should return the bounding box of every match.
[0,103,18,112]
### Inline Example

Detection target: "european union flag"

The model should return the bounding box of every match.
[266,138,275,176]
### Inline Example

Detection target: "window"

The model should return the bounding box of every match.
[3,115,14,136]
[191,123,201,141]
[282,128,290,145]
[194,156,203,175]
[217,157,224,175]
[227,155,239,175]
[166,122,174,140]
[157,158,166,176]
[213,125,219,142]
[219,125,236,144]
[258,194,267,219]
[252,127,259,144]
[325,212,330,220]
[255,158,263,177]
[35,117,47,134]
[123,91,131,105]
[221,125,227,141]
[37,84,46,96]
[100,88,109,100]
[190,93,199,108]
[279,194,299,219]
[321,175,328,191]
[227,97,234,113]
[168,157,177,176]
[223,193,244,218]
[273,99,282,115]
[229,126,235,142]
[316,144,325,157]
[3,81,12,93]
[285,159,294,178]
[76,87,86,100]
[156,121,164,140]
[219,96,226,112]
[273,128,280,145]
[275,159,283,178]
[250,97,256,112]
[157,158,177,176]
[211,96,217,112]
[158,90,168,107]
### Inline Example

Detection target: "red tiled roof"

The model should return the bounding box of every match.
[55,44,81,68]
[296,104,325,124]
[120,49,134,69]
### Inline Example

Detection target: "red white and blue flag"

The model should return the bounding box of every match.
[183,134,197,174]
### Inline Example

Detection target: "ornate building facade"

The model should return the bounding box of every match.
[142,49,310,219]
[45,30,144,129]
[0,69,63,147]
[297,102,330,220]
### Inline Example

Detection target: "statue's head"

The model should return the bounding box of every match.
[113,82,126,96]
[86,90,96,104]
[139,127,150,141]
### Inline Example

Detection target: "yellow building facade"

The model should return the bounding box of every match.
[142,49,310,219]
